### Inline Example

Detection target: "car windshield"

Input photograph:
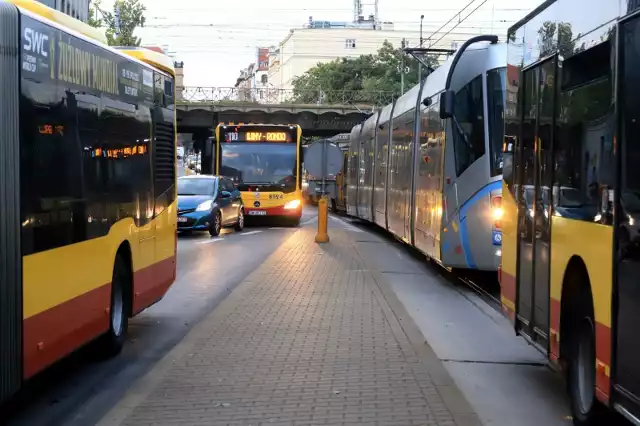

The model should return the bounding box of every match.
[178,178,216,196]
[220,143,297,189]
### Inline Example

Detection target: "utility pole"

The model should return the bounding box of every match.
[400,38,406,94]
[419,15,424,82]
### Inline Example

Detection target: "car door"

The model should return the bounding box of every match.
[217,179,234,225]
[229,178,243,215]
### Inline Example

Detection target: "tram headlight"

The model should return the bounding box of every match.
[492,206,504,220]
[491,195,503,221]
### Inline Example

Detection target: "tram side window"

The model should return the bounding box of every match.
[452,75,485,176]
[555,41,613,222]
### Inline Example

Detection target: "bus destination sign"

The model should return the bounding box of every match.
[222,127,295,143]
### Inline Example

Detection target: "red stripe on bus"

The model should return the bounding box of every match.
[23,284,111,379]
[245,206,302,216]
[132,256,176,314]
[500,270,516,303]
[23,255,176,379]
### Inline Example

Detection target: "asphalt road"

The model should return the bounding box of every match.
[4,207,319,426]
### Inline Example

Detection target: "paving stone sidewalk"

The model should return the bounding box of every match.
[98,227,481,426]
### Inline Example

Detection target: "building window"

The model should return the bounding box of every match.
[261,74,268,84]
[345,39,356,49]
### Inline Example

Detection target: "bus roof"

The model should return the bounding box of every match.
[115,47,176,78]
[8,0,107,44]
[507,0,556,36]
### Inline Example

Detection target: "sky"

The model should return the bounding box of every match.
[96,0,545,87]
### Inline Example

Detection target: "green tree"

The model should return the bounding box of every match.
[87,1,102,28]
[291,40,439,104]
[91,0,146,46]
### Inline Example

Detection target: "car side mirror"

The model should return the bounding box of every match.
[220,191,232,198]
[439,90,455,119]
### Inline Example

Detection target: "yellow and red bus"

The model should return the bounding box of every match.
[214,123,303,225]
[0,0,177,401]
[500,1,640,424]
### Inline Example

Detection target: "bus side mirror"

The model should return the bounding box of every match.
[439,90,455,119]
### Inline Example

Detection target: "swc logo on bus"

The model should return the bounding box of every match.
[22,27,49,73]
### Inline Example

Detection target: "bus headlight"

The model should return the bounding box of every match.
[284,199,301,209]
[196,200,214,211]
[492,206,504,220]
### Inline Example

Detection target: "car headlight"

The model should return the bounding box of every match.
[528,208,534,218]
[629,214,635,226]
[196,200,214,211]
[492,206,504,220]
[284,199,301,209]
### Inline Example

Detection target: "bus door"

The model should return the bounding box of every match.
[515,58,556,350]
[615,15,640,417]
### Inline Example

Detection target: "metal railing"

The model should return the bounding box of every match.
[177,87,396,107]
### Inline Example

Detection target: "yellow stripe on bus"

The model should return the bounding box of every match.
[23,202,176,319]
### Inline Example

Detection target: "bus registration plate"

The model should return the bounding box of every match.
[249,210,267,216]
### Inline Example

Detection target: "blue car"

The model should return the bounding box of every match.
[177,175,245,236]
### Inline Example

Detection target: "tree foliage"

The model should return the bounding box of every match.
[90,0,146,47]
[291,40,439,104]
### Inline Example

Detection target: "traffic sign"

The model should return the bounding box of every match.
[304,140,343,179]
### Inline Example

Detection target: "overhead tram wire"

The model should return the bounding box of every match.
[141,20,513,29]
[147,6,534,13]
[427,0,493,49]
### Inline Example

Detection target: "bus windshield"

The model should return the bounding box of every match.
[220,143,297,191]
[487,67,506,177]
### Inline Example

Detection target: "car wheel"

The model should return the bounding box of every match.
[235,208,245,231]
[209,211,222,237]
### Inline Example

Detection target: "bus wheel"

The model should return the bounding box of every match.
[567,291,604,425]
[100,255,130,356]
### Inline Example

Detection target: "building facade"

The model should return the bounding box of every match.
[275,24,421,90]
[36,0,90,22]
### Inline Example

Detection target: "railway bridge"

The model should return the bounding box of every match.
[176,87,395,147]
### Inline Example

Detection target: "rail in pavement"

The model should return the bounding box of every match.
[97,226,481,426]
